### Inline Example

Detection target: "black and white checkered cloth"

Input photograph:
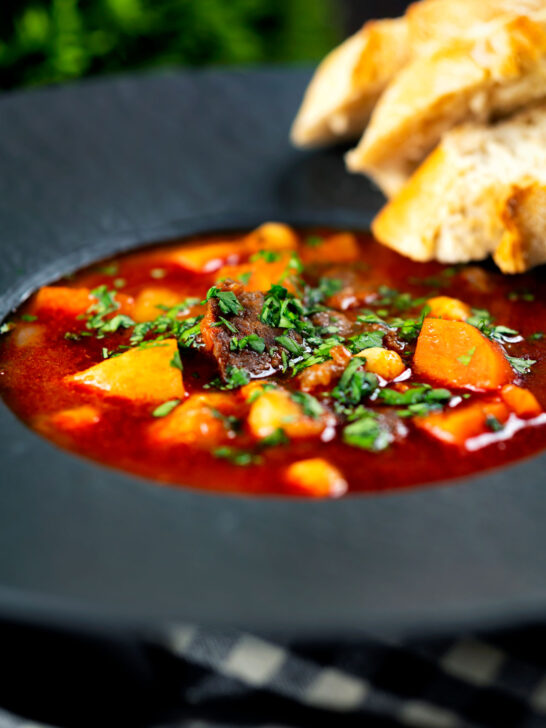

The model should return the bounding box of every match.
[3,622,546,727]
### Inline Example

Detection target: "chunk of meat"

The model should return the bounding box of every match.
[284,458,348,497]
[310,311,353,337]
[248,387,331,439]
[501,384,542,418]
[149,393,241,448]
[426,296,471,321]
[355,347,406,380]
[200,281,286,381]
[415,397,510,448]
[64,339,184,404]
[131,287,184,322]
[297,345,352,392]
[300,232,359,265]
[413,319,513,391]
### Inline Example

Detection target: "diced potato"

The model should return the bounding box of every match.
[149,392,239,448]
[248,388,327,439]
[299,232,359,264]
[64,339,184,404]
[415,397,510,447]
[355,347,406,380]
[298,345,352,392]
[131,287,184,322]
[426,296,471,321]
[244,222,298,255]
[12,324,46,348]
[501,384,542,418]
[49,405,102,432]
[284,458,348,497]
[413,319,513,391]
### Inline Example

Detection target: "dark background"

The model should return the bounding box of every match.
[0,0,408,90]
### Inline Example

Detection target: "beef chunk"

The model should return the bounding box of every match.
[311,311,353,337]
[200,281,285,381]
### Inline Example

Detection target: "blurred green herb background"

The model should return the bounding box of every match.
[0,0,342,89]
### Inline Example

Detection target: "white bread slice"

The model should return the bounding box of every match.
[290,17,409,148]
[372,104,546,272]
[407,0,546,57]
[346,14,546,197]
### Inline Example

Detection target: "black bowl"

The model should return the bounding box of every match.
[1,69,545,640]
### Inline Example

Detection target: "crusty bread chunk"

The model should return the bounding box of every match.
[407,0,546,57]
[290,17,409,148]
[346,14,546,197]
[372,104,546,272]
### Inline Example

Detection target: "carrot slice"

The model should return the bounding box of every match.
[501,384,542,418]
[64,339,184,403]
[415,397,510,447]
[299,233,359,264]
[413,319,513,391]
[284,459,348,497]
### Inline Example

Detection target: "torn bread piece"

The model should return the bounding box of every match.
[372,104,546,272]
[346,14,546,197]
[290,17,409,148]
[407,0,546,57]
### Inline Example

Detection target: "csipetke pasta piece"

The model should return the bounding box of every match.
[346,14,546,197]
[290,17,409,148]
[371,104,546,272]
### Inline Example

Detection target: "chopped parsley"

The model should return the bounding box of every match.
[260,428,289,448]
[378,385,451,417]
[230,334,266,354]
[250,250,281,263]
[530,332,544,341]
[457,346,476,366]
[305,235,324,247]
[213,447,260,466]
[205,286,244,316]
[348,330,384,352]
[332,358,379,411]
[506,355,537,375]
[152,399,181,417]
[343,410,392,451]
[223,366,250,389]
[170,349,183,370]
[290,391,323,419]
[486,414,504,432]
[21,314,38,322]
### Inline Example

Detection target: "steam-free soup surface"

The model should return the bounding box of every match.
[1,224,545,497]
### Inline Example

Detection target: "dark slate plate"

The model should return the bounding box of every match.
[0,69,545,638]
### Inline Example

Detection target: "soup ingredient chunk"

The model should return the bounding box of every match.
[500,384,542,418]
[248,387,331,440]
[284,458,348,497]
[149,393,241,448]
[201,282,289,382]
[354,346,406,380]
[415,397,510,447]
[413,318,513,391]
[64,339,184,403]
